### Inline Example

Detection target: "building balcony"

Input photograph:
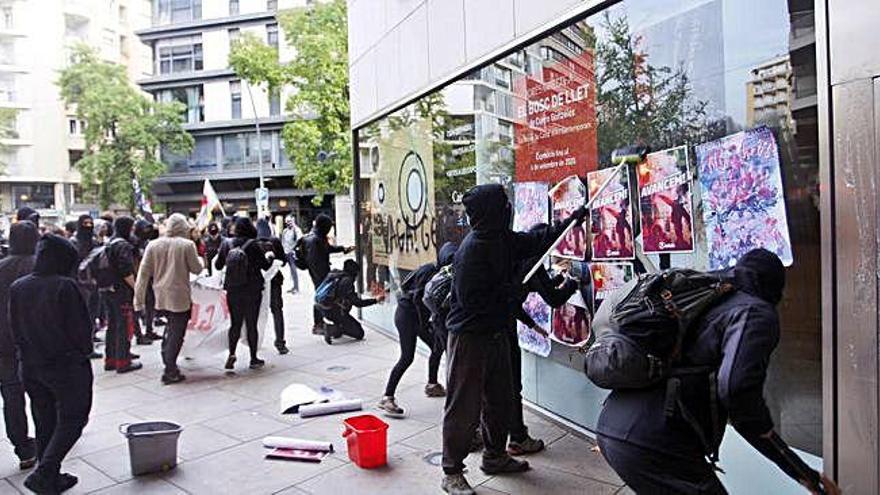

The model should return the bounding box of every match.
[789,11,815,52]
[138,68,235,91]
[155,163,295,183]
[136,12,278,42]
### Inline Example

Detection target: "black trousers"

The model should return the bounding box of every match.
[22,361,92,480]
[442,331,513,475]
[143,285,156,335]
[270,278,285,346]
[506,328,528,442]
[227,289,261,360]
[384,300,442,397]
[0,355,34,460]
[105,291,134,368]
[325,308,365,340]
[160,310,190,377]
[597,435,728,495]
[310,273,327,328]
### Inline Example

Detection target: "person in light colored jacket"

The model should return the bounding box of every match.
[280,216,302,293]
[134,214,202,384]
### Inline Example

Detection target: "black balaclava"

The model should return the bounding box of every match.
[208,223,220,236]
[113,216,135,241]
[33,234,78,276]
[437,242,458,267]
[343,259,359,276]
[16,207,39,225]
[314,214,334,238]
[8,221,39,256]
[75,214,94,239]
[462,184,511,232]
[233,217,258,240]
[734,248,786,305]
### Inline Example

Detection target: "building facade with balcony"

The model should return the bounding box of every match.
[0,0,150,222]
[136,0,330,222]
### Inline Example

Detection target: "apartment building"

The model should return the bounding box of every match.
[136,0,328,221]
[0,0,150,221]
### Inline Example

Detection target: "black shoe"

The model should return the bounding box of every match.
[275,343,290,355]
[56,473,78,492]
[153,318,167,327]
[89,352,103,360]
[104,363,116,371]
[480,455,530,475]
[92,336,103,343]
[129,353,140,360]
[249,358,265,369]
[116,362,143,374]
[145,331,163,341]
[324,332,333,345]
[18,456,35,470]
[161,373,186,385]
[224,355,237,370]
[136,336,153,346]
[23,472,57,494]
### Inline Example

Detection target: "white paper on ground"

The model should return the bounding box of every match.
[262,436,334,453]
[279,384,323,415]
[298,399,363,418]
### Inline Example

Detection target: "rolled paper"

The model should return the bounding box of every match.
[262,436,334,453]
[298,399,363,418]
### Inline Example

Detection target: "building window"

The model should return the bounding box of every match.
[229,0,239,15]
[267,23,279,50]
[228,28,240,49]
[1,6,12,30]
[68,119,78,136]
[230,80,242,119]
[267,0,278,11]
[269,90,281,116]
[494,66,512,90]
[154,0,201,26]
[157,38,203,75]
[12,185,54,210]
[156,85,204,124]
[222,132,273,168]
[161,135,216,172]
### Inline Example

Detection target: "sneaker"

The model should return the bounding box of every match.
[275,343,290,355]
[507,436,545,456]
[424,383,446,398]
[145,331,163,341]
[249,358,265,369]
[23,472,56,494]
[129,353,140,360]
[116,362,143,374]
[441,473,475,495]
[224,355,237,370]
[18,456,36,470]
[480,454,530,475]
[89,351,103,360]
[16,438,36,470]
[377,396,406,418]
[161,373,186,385]
[56,473,78,492]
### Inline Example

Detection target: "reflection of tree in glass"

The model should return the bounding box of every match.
[595,13,724,160]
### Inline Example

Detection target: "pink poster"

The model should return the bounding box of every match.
[550,259,592,347]
[550,176,588,260]
[588,167,634,260]
[638,146,694,254]
[590,262,634,313]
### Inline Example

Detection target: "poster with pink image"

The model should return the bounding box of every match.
[590,262,634,313]
[695,126,793,270]
[588,167,635,260]
[513,182,549,232]
[550,176,588,260]
[638,146,694,254]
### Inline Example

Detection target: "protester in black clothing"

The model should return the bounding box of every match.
[202,223,222,276]
[0,222,38,470]
[63,221,77,238]
[216,217,273,370]
[441,184,586,495]
[256,217,289,354]
[132,220,161,344]
[322,260,381,344]
[70,215,104,359]
[10,234,93,494]
[596,249,838,495]
[377,243,457,418]
[16,206,40,226]
[302,214,353,334]
[103,216,141,373]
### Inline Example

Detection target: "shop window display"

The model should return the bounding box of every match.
[357,0,820,456]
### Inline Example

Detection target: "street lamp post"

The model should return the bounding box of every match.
[245,83,267,216]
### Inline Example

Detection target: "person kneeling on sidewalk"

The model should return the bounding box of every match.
[10,235,94,493]
[134,214,203,385]
[317,260,384,344]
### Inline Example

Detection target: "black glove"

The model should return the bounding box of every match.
[571,206,588,225]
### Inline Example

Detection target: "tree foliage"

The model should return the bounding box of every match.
[57,45,193,209]
[228,0,350,203]
[0,107,17,172]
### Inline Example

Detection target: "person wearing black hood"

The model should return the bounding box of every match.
[16,207,40,226]
[10,234,94,493]
[103,216,141,374]
[0,221,39,470]
[441,184,587,495]
[202,223,222,276]
[595,249,838,495]
[70,215,104,359]
[320,259,382,344]
[216,216,273,370]
[256,216,290,355]
[377,242,457,418]
[132,220,161,344]
[302,214,353,334]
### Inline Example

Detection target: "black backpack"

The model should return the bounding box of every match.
[292,235,310,270]
[584,269,735,390]
[79,239,124,290]
[315,271,346,310]
[422,265,454,318]
[224,240,254,289]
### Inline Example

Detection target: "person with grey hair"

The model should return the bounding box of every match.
[134,214,203,384]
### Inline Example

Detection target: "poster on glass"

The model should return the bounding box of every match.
[638,146,694,254]
[588,167,635,260]
[517,293,552,357]
[590,262,634,313]
[695,126,793,270]
[513,182,549,232]
[550,258,592,347]
[550,176,588,260]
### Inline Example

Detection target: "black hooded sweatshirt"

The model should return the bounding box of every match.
[0,221,39,357]
[399,242,458,326]
[303,214,345,284]
[446,184,585,335]
[106,217,137,299]
[216,217,272,293]
[9,235,93,366]
[71,214,99,262]
[596,249,817,484]
[326,260,377,312]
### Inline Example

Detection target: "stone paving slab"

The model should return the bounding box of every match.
[0,276,623,494]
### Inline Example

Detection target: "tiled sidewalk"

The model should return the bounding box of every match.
[0,287,626,494]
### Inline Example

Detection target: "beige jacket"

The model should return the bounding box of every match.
[134,214,203,313]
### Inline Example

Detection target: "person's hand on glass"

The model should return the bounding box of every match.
[375,291,387,303]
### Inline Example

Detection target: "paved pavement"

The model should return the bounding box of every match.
[0,280,627,494]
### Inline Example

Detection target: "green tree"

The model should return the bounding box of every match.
[229,0,349,203]
[57,45,193,210]
[0,107,17,172]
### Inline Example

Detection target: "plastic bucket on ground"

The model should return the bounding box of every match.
[119,421,183,476]
[342,414,389,468]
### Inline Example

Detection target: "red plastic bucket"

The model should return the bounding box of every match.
[342,414,389,468]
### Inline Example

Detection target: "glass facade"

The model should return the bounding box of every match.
[356,0,821,456]
[154,0,201,26]
[157,37,203,75]
[155,85,204,124]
